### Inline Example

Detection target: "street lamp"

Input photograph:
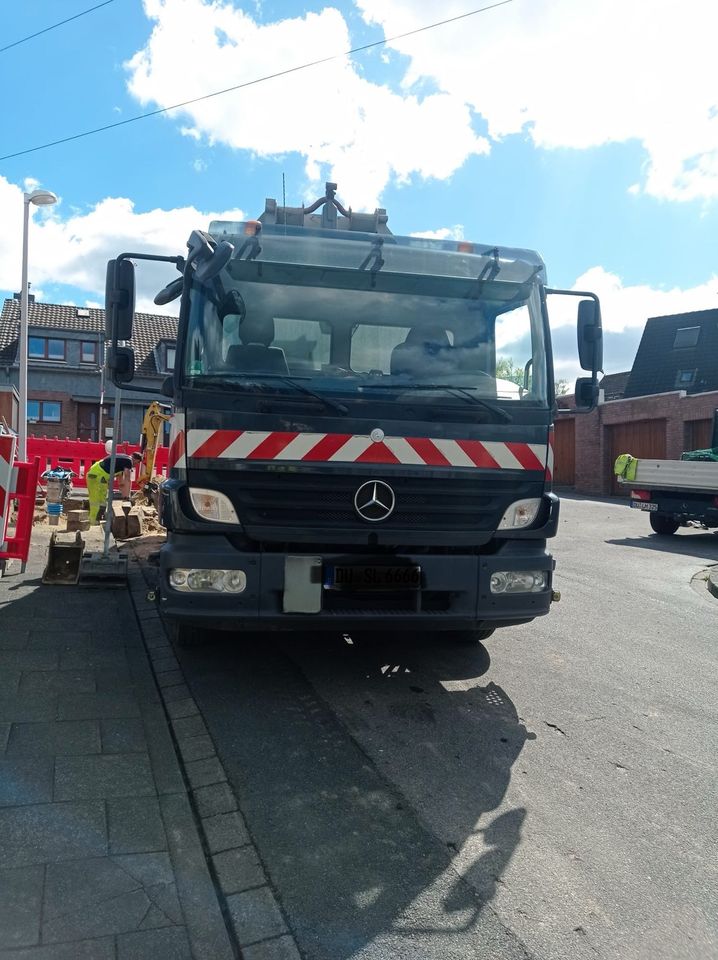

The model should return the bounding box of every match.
[18,188,57,461]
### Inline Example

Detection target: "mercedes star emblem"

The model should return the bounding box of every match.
[354,480,396,523]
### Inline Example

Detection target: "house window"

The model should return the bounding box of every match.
[676,369,696,387]
[673,326,700,349]
[81,341,97,363]
[166,346,176,371]
[27,400,62,423]
[28,336,66,360]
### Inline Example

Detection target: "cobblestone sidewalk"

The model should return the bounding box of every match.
[0,530,234,960]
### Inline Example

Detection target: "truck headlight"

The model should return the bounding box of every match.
[490,570,547,593]
[168,568,247,594]
[189,488,240,524]
[498,498,542,530]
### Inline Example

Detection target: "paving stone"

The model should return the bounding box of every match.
[117,926,192,960]
[202,811,250,854]
[0,630,28,651]
[178,735,215,764]
[143,881,183,924]
[0,864,44,947]
[152,656,180,673]
[95,666,135,693]
[171,714,208,740]
[226,886,287,947]
[0,937,115,959]
[0,801,107,867]
[19,670,96,695]
[100,718,147,754]
[0,670,21,695]
[212,846,265,894]
[58,694,141,720]
[55,754,156,801]
[155,670,184,689]
[28,631,91,649]
[165,699,199,721]
[0,650,59,671]
[42,888,150,943]
[138,904,174,930]
[184,755,226,789]
[112,852,174,888]
[0,695,58,723]
[161,684,192,703]
[6,721,101,757]
[44,857,139,918]
[108,797,167,854]
[0,722,10,752]
[60,648,129,671]
[0,759,54,806]
[241,936,302,960]
[192,782,237,818]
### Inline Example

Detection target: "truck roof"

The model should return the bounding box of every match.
[208,182,546,288]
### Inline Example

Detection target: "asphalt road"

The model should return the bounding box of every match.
[176,496,718,960]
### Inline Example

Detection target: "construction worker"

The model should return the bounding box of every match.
[86,448,142,523]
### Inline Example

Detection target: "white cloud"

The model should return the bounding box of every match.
[548,266,718,380]
[357,0,718,202]
[125,0,488,208]
[410,225,465,241]
[0,174,244,313]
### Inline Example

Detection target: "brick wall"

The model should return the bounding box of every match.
[560,390,718,496]
[27,390,76,440]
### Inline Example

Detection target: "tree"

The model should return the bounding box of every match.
[496,356,569,395]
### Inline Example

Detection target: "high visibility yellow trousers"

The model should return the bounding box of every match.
[86,464,110,523]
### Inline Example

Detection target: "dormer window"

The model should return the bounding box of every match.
[673,326,699,349]
[166,346,176,371]
[155,340,176,374]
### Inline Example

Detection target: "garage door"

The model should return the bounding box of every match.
[553,419,575,486]
[684,418,714,453]
[608,419,666,496]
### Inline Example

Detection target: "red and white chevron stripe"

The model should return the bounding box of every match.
[0,434,17,552]
[167,413,186,471]
[175,428,549,471]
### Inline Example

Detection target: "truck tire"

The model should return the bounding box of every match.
[452,628,495,644]
[649,513,680,536]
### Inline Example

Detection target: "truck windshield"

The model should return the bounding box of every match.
[181,259,549,415]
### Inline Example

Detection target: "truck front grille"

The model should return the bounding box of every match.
[231,471,534,534]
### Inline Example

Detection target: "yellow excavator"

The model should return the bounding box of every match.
[135,401,171,503]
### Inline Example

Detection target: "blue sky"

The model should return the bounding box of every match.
[1,0,716,380]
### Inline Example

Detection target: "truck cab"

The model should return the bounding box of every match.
[105,184,602,644]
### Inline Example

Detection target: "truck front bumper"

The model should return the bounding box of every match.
[158,535,556,632]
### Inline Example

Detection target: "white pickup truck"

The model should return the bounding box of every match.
[614,453,718,535]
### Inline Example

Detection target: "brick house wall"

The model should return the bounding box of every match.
[559,390,718,496]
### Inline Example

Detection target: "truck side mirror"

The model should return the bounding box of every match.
[574,376,599,411]
[107,345,135,385]
[105,258,136,342]
[577,299,603,372]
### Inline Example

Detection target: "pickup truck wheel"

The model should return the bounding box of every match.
[649,513,680,536]
[169,621,207,647]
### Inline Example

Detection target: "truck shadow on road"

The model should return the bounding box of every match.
[183,628,533,957]
[606,531,718,561]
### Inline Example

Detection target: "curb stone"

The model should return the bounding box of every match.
[708,568,718,599]
[125,549,301,960]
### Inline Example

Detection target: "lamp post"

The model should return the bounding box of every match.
[18,188,57,461]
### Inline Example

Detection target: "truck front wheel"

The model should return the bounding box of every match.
[452,628,495,644]
[649,513,680,536]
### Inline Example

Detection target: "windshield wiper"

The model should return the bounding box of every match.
[360,383,512,422]
[189,374,348,415]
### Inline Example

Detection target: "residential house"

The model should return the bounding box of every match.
[553,308,718,495]
[0,295,178,445]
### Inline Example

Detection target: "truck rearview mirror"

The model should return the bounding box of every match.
[107,345,135,385]
[574,376,598,411]
[105,259,136,342]
[577,299,603,372]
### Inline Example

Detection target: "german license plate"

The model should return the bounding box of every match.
[325,565,421,591]
[630,501,658,512]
